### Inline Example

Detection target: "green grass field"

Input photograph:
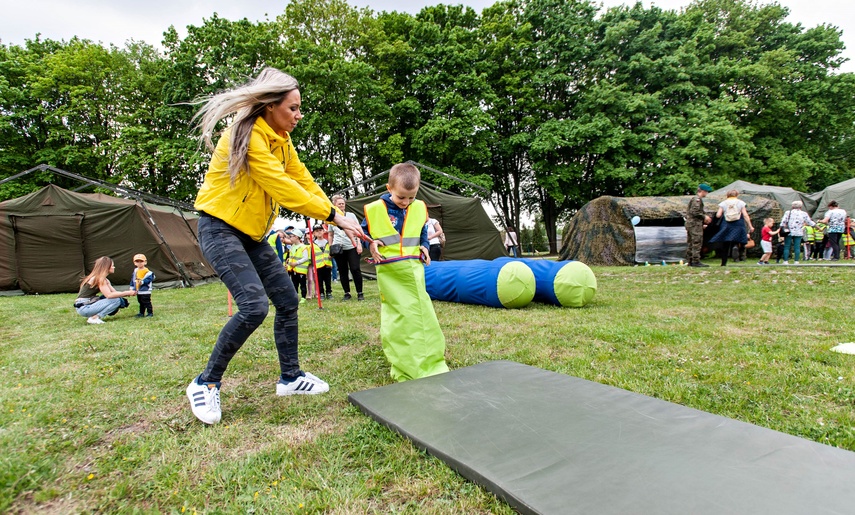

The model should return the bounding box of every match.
[2,263,854,513]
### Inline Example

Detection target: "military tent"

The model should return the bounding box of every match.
[711,180,818,216]
[0,184,215,294]
[558,195,782,266]
[811,177,855,219]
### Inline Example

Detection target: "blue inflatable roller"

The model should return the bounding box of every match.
[424,259,535,309]
[495,258,597,307]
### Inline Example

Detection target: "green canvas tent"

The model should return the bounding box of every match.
[0,184,215,294]
[711,180,818,216]
[558,194,782,266]
[811,177,855,219]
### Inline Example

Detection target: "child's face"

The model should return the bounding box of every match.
[387,183,419,209]
[134,260,146,269]
[765,220,773,227]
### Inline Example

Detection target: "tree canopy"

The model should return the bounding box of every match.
[2,0,853,251]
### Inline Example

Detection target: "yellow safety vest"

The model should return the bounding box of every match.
[289,244,309,275]
[364,199,427,259]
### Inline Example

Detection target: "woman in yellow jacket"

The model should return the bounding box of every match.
[186,68,364,425]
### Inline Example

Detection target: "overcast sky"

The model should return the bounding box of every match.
[1,0,851,73]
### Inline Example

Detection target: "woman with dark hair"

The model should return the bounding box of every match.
[74,256,136,324]
[820,200,847,260]
[708,190,754,266]
[187,68,365,425]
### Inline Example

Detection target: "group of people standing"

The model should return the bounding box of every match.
[686,183,850,266]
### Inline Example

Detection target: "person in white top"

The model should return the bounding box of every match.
[330,194,365,300]
[504,227,519,257]
[779,200,815,264]
[426,218,444,262]
[820,200,847,260]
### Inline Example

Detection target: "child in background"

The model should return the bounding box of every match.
[130,253,155,317]
[286,229,308,303]
[312,224,333,300]
[361,162,449,382]
[774,233,786,263]
[812,221,828,260]
[758,218,779,265]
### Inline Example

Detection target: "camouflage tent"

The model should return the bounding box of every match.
[558,195,783,266]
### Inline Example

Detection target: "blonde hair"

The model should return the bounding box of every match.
[763,217,774,224]
[81,256,113,287]
[388,163,420,190]
[331,194,346,204]
[726,189,739,198]
[193,68,300,185]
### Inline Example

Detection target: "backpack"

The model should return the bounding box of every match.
[724,200,740,222]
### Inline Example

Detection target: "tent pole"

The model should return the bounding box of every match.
[137,201,194,287]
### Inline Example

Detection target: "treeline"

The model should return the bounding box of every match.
[2,0,854,249]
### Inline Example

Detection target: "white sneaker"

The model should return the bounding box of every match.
[782,261,789,265]
[186,376,221,424]
[794,261,799,264]
[87,316,105,325]
[276,371,329,396]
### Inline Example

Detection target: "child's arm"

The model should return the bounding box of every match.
[141,270,155,288]
[420,245,431,265]
[369,239,384,263]
[769,228,780,235]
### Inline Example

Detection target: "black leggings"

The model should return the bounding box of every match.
[333,247,363,294]
[197,214,301,382]
[828,233,842,259]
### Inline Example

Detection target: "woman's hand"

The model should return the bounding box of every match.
[332,212,365,247]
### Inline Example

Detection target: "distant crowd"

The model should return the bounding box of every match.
[687,184,851,267]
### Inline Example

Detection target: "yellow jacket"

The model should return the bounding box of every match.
[194,116,334,241]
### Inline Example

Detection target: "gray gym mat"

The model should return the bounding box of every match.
[348,360,855,514]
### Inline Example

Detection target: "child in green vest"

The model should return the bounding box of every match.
[286,229,308,302]
[361,163,450,381]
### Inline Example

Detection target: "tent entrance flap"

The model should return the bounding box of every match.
[634,218,688,263]
[11,214,86,293]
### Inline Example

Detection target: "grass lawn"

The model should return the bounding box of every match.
[2,262,854,513]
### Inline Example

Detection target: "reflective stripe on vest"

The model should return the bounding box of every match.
[315,241,331,267]
[364,199,427,259]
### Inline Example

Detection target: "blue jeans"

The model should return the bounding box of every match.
[198,215,302,382]
[77,297,122,319]
[782,235,803,261]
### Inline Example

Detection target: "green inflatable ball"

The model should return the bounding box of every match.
[553,261,597,308]
[496,260,536,309]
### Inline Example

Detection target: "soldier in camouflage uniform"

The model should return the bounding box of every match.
[685,184,713,267]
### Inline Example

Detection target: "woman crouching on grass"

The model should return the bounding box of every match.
[74,256,136,325]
